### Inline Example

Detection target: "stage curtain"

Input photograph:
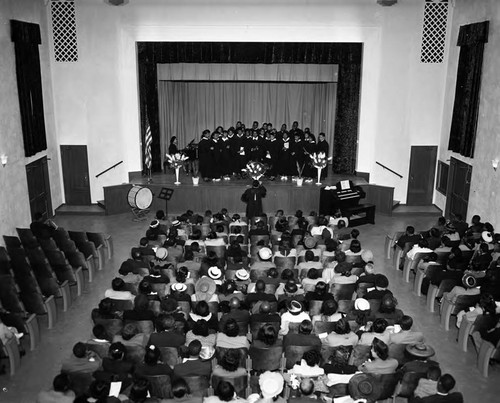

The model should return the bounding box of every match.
[10,20,47,157]
[448,21,489,158]
[158,63,338,82]
[158,81,337,162]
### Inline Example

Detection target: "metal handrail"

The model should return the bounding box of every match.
[376,161,403,179]
[96,161,123,178]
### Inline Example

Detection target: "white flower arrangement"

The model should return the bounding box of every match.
[243,161,266,180]
[165,152,188,169]
[310,152,331,169]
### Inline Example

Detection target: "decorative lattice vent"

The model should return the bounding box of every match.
[420,0,448,63]
[51,0,78,62]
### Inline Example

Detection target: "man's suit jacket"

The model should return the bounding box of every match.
[148,331,186,348]
[410,392,464,403]
[173,359,212,379]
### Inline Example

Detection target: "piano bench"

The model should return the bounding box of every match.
[344,204,376,226]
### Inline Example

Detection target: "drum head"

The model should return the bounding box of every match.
[128,186,153,210]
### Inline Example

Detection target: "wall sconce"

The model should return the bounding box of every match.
[0,154,7,167]
[492,159,499,171]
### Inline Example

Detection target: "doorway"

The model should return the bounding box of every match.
[26,156,52,219]
[445,157,472,219]
[60,145,91,205]
[406,146,438,205]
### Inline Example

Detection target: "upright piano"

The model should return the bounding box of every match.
[319,180,366,215]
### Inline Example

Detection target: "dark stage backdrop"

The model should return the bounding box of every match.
[137,42,362,174]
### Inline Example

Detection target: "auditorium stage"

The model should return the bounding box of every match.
[102,171,395,217]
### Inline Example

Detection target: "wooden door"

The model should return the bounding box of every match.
[60,145,91,205]
[26,156,53,219]
[445,157,471,219]
[406,146,438,205]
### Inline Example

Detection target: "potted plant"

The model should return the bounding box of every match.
[296,162,305,186]
[165,152,188,185]
[311,152,331,185]
[243,161,266,181]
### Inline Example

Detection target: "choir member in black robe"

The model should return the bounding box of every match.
[303,131,317,179]
[264,131,280,179]
[289,121,303,140]
[241,180,267,219]
[317,132,329,178]
[231,128,247,178]
[219,131,232,178]
[198,130,211,180]
[276,132,293,176]
[206,132,222,180]
[247,131,264,162]
[291,134,306,176]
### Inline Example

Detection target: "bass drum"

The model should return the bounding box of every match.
[127,186,153,210]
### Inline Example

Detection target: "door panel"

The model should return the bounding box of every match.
[60,145,91,205]
[445,157,471,219]
[26,156,53,219]
[406,146,438,205]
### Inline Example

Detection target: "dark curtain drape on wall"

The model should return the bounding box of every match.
[10,20,47,157]
[448,21,489,158]
[137,42,362,174]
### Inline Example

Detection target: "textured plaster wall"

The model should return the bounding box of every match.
[0,0,61,238]
[436,0,500,227]
[49,0,447,203]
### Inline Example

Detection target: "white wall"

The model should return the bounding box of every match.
[435,0,500,228]
[0,0,62,237]
[49,0,447,203]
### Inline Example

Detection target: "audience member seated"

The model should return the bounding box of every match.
[321,318,358,347]
[311,299,342,324]
[137,280,161,302]
[105,278,136,301]
[252,323,282,348]
[277,281,305,312]
[249,220,270,237]
[441,274,480,304]
[298,251,322,274]
[143,265,170,288]
[280,300,311,335]
[364,274,392,300]
[135,344,173,378]
[322,251,346,283]
[95,342,134,390]
[204,380,241,403]
[113,322,148,347]
[205,231,227,247]
[192,277,219,304]
[186,319,216,348]
[251,247,276,273]
[250,301,281,326]
[219,298,251,329]
[87,324,113,345]
[407,239,433,261]
[171,283,193,302]
[358,337,398,375]
[390,315,424,344]
[301,268,323,291]
[345,239,364,257]
[212,348,247,378]
[358,318,391,345]
[247,371,285,403]
[289,349,324,377]
[468,242,492,271]
[234,269,251,293]
[162,378,203,403]
[91,298,121,322]
[396,226,422,249]
[174,340,212,379]
[146,219,166,241]
[330,264,358,285]
[413,366,442,399]
[218,280,245,303]
[216,318,250,349]
[305,282,335,304]
[374,294,404,324]
[131,237,156,258]
[409,373,463,403]
[283,320,321,348]
[148,314,186,348]
[61,342,102,374]
[36,373,75,403]
[346,298,373,331]
[119,250,150,277]
[30,212,57,240]
[246,280,277,308]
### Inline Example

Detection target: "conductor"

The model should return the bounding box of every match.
[241,180,267,219]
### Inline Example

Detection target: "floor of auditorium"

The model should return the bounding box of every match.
[1,211,498,402]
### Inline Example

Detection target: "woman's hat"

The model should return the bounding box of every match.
[462,273,478,289]
[361,249,374,263]
[235,269,250,281]
[406,343,435,358]
[150,220,160,228]
[259,371,284,398]
[258,247,273,261]
[354,298,370,311]
[199,345,215,360]
[208,266,222,280]
[304,236,317,249]
[287,299,303,314]
[155,247,168,260]
[171,283,187,293]
[172,220,181,227]
[348,373,382,401]
[195,277,216,301]
[482,231,493,243]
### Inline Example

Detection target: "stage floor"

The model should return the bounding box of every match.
[120,170,368,216]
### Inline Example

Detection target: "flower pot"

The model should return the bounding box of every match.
[296,178,304,187]
[192,176,200,186]
[316,168,322,185]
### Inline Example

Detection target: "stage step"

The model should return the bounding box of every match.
[391,204,442,216]
[392,200,400,210]
[55,204,106,216]
[97,199,106,210]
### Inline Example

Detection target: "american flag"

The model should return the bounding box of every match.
[145,123,152,169]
